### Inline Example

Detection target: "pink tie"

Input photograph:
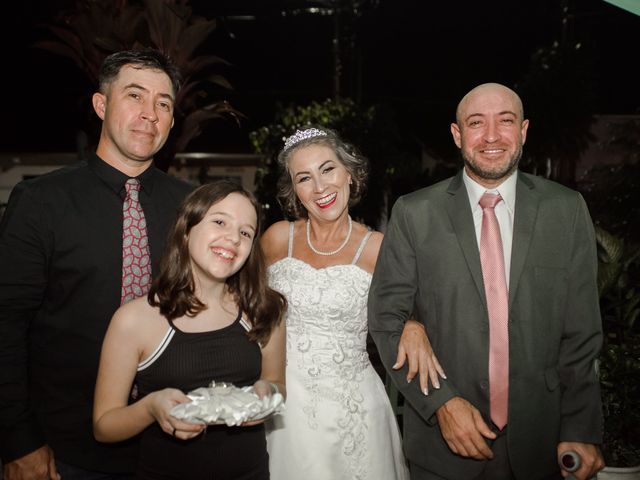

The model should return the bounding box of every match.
[479,192,509,430]
[121,178,152,304]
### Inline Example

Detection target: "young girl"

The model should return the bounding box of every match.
[93,180,287,479]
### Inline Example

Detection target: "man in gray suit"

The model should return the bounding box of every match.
[368,83,604,480]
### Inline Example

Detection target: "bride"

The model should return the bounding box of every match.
[262,126,442,479]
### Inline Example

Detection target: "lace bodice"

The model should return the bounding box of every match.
[269,258,372,376]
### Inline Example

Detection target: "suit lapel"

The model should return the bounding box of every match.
[509,173,539,308]
[445,172,486,305]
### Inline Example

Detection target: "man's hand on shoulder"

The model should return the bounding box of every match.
[3,445,60,480]
[436,396,496,460]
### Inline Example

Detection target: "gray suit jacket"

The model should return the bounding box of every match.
[368,171,603,479]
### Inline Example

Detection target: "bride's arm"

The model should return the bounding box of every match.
[254,315,286,400]
[363,229,446,395]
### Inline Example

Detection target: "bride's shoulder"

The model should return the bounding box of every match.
[353,223,383,273]
[261,220,298,266]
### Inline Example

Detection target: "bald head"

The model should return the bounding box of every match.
[455,83,524,125]
[450,82,529,188]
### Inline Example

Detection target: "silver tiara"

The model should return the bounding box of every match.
[283,128,328,151]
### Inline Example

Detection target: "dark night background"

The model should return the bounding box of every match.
[0,0,638,156]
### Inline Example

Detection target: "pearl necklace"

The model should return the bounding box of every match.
[306,215,353,256]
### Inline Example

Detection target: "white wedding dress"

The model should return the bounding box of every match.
[266,223,409,480]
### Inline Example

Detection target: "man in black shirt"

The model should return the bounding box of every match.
[0,49,193,479]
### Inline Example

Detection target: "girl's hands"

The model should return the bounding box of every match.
[148,388,206,440]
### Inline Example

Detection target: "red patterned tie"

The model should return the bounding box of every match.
[479,193,509,430]
[121,178,152,304]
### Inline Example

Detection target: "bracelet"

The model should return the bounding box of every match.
[269,382,279,395]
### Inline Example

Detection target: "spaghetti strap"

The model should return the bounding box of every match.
[138,326,175,371]
[351,229,373,265]
[287,222,295,257]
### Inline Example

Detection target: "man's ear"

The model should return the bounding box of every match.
[520,119,530,145]
[450,123,462,149]
[92,92,106,120]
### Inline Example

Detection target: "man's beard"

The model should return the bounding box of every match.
[462,144,523,182]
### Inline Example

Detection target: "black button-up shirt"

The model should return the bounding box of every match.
[0,152,193,472]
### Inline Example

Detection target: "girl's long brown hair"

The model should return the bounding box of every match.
[148,180,286,345]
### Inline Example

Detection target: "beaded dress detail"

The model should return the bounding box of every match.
[266,223,408,480]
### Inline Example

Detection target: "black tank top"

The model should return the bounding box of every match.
[134,309,268,479]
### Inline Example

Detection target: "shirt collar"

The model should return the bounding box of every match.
[88,152,157,197]
[462,168,518,215]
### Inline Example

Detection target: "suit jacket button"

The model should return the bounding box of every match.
[480,381,488,390]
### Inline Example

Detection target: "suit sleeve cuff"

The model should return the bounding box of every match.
[0,420,46,464]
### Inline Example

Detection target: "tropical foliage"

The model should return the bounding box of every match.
[578,116,640,467]
[34,0,238,170]
[596,226,640,467]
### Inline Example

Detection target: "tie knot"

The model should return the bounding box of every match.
[479,192,502,210]
[125,178,141,193]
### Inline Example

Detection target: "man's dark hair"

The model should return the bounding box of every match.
[98,49,182,98]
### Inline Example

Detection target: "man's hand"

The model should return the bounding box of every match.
[558,442,604,480]
[3,445,60,480]
[394,319,446,395]
[436,396,496,460]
